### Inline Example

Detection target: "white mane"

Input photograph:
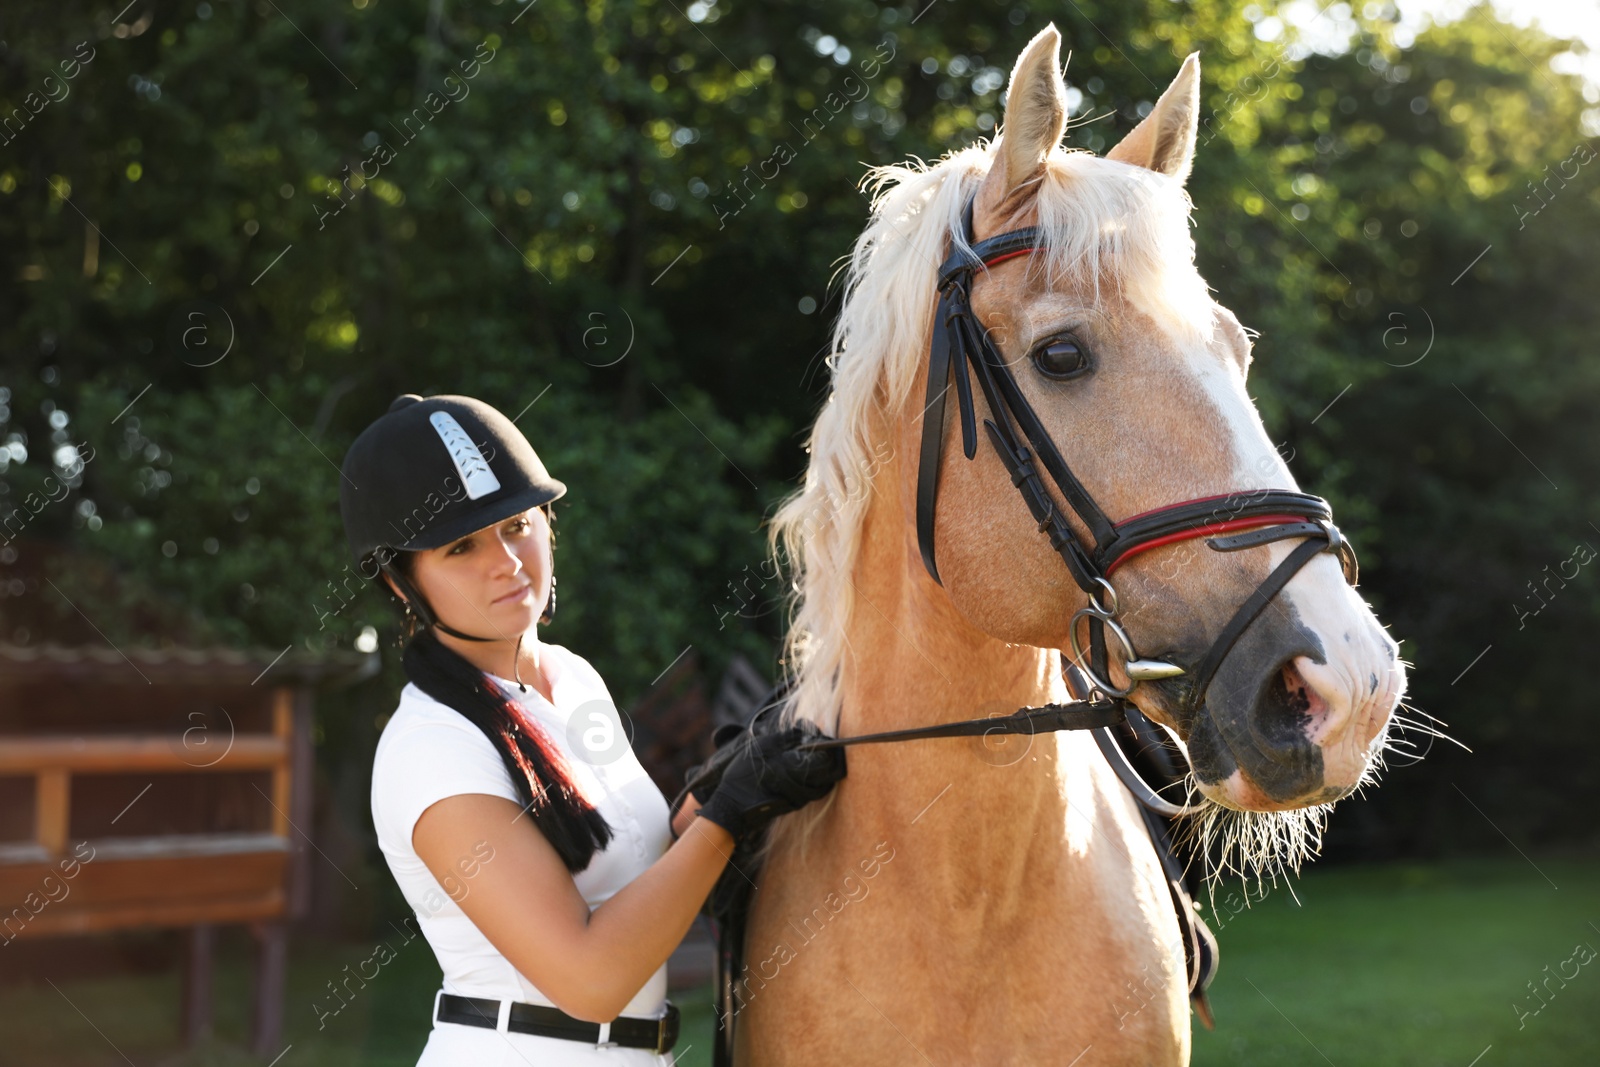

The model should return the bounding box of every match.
[769,139,1215,738]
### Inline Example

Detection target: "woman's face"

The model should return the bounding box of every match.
[407,507,552,640]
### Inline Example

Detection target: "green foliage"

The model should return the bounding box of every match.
[1205,7,1600,853]
[1,0,1596,849]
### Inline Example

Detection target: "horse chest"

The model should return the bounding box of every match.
[741,826,1187,1065]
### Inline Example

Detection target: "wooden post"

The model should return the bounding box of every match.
[269,688,294,838]
[180,923,215,1045]
[288,687,316,920]
[35,768,69,857]
[251,920,288,1057]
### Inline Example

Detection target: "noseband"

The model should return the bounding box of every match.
[804,198,1360,814]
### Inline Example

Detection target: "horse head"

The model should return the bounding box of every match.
[916,26,1405,825]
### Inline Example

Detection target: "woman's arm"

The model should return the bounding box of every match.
[412,792,732,1022]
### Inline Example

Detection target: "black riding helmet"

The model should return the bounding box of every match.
[339,393,566,641]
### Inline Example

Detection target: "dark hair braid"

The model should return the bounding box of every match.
[401,629,613,872]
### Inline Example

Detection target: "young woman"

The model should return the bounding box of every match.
[339,394,843,1065]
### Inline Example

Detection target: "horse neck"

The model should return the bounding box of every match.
[833,444,1074,881]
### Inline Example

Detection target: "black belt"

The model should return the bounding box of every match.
[435,992,680,1054]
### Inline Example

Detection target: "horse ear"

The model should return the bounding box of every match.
[1105,52,1201,184]
[982,25,1067,213]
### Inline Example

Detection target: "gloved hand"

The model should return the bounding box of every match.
[671,721,749,828]
[693,722,846,842]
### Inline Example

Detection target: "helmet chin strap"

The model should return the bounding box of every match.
[436,620,500,643]
[380,560,499,643]
[512,632,530,694]
[380,561,545,695]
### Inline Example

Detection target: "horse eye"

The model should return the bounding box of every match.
[1033,338,1091,379]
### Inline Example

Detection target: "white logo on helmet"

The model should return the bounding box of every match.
[428,412,502,500]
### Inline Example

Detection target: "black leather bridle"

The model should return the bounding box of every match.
[803,197,1361,816]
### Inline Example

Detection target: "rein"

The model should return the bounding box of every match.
[798,196,1361,818]
[797,683,1125,748]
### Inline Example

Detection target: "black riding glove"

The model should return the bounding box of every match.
[671,721,749,826]
[693,722,846,842]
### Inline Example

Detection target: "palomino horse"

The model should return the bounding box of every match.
[736,25,1405,1066]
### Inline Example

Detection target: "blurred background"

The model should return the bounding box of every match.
[1,0,1597,1063]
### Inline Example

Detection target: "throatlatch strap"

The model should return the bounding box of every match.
[915,288,959,584]
[918,201,1085,587]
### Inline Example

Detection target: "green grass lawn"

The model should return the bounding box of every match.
[4,856,1595,1066]
[1190,856,1600,1067]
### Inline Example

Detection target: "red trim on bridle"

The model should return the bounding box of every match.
[981,247,1035,270]
[1104,514,1314,575]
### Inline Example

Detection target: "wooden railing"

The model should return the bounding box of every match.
[0,646,367,1057]
[0,689,297,862]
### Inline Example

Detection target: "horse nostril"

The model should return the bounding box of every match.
[1282,659,1331,721]
[1250,658,1329,753]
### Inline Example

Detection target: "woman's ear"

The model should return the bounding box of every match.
[380,570,408,604]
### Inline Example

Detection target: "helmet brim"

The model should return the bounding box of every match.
[389,482,566,554]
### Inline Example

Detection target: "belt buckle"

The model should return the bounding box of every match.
[655,1002,679,1055]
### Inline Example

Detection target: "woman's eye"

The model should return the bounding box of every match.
[448,539,471,555]
[1032,338,1091,379]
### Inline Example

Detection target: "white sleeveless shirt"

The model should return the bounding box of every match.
[370,640,676,1066]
